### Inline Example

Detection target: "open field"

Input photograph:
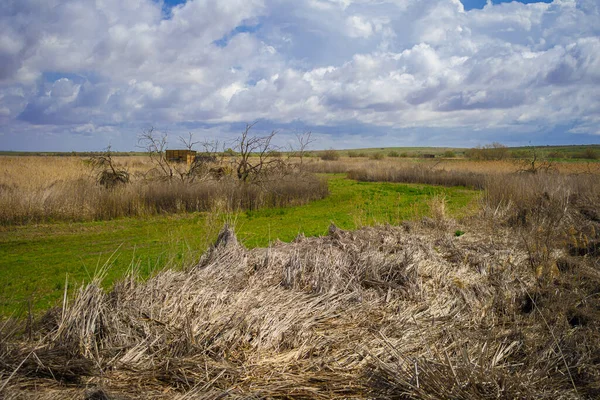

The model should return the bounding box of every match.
[307,156,600,175]
[0,170,476,316]
[2,143,599,160]
[308,144,600,160]
[1,153,600,398]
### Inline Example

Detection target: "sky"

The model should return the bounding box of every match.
[0,0,599,151]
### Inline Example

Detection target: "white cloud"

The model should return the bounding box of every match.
[346,15,374,38]
[0,0,599,150]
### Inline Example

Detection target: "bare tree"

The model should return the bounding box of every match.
[138,127,175,180]
[233,123,284,182]
[293,130,315,166]
[139,127,231,182]
[138,125,291,183]
[179,132,200,152]
[517,144,555,174]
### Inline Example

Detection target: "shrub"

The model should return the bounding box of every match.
[89,147,130,189]
[546,151,563,159]
[388,151,400,158]
[369,152,385,160]
[348,151,368,158]
[509,150,528,159]
[573,148,599,160]
[466,143,509,160]
[320,149,340,161]
[443,150,456,158]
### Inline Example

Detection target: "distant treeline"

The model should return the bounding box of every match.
[0,151,147,157]
[2,143,599,160]
[466,143,600,161]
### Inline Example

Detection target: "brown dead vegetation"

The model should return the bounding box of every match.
[2,155,600,398]
[0,156,327,225]
[2,204,599,398]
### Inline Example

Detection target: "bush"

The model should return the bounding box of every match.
[348,151,368,158]
[89,147,130,189]
[388,151,400,158]
[443,150,456,158]
[466,143,509,160]
[510,150,529,159]
[573,148,599,160]
[369,152,385,160]
[546,151,563,159]
[320,149,340,161]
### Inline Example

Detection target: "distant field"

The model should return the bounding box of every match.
[338,146,467,157]
[2,143,599,160]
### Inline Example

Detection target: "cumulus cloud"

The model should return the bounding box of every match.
[0,0,599,150]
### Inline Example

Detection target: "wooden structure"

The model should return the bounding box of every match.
[166,150,196,165]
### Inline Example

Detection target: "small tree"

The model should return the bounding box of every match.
[292,130,315,166]
[138,127,175,180]
[232,123,285,182]
[138,128,220,182]
[517,144,555,174]
[89,145,130,189]
[178,132,200,153]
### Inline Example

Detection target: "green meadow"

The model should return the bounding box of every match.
[0,174,477,316]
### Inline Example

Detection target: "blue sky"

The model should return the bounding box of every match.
[0,0,599,151]
[159,0,554,11]
[461,0,552,10]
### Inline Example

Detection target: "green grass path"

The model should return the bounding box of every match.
[0,175,477,315]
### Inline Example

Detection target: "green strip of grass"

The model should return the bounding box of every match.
[0,175,477,316]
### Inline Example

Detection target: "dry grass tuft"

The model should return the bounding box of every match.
[2,218,599,398]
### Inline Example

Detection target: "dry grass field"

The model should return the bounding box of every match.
[0,155,327,225]
[1,152,600,398]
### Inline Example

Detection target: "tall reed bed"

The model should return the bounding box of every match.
[348,164,487,189]
[346,160,600,290]
[343,161,600,223]
[0,156,327,225]
[304,156,599,175]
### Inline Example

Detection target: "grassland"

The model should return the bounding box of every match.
[1,151,599,399]
[312,143,600,160]
[0,174,476,316]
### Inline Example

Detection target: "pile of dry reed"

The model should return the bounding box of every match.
[2,217,599,398]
